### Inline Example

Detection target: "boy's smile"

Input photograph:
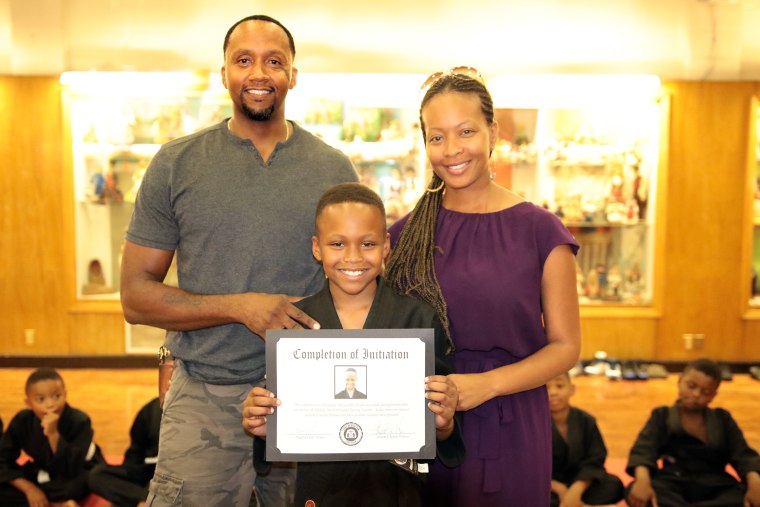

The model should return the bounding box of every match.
[312,201,390,306]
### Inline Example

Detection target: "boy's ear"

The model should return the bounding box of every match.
[383,232,391,259]
[570,383,576,396]
[311,236,322,262]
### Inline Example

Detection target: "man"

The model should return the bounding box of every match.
[120,14,357,507]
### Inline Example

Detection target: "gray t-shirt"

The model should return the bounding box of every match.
[126,120,357,384]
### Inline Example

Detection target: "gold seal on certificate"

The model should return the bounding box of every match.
[265,329,435,462]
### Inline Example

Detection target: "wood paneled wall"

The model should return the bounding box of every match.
[0,76,125,355]
[656,81,760,361]
[1,77,71,354]
[0,76,758,360]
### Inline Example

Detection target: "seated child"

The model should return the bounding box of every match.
[625,358,760,507]
[548,371,624,507]
[0,367,105,507]
[242,182,465,507]
[87,397,161,507]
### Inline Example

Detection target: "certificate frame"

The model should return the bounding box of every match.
[265,328,435,462]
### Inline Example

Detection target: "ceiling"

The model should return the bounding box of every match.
[3,0,760,80]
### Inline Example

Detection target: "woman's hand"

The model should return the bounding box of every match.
[448,372,494,411]
[425,375,458,440]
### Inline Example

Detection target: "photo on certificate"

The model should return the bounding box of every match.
[334,365,367,399]
[265,328,435,462]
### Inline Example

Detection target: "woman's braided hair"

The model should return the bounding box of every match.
[385,74,495,352]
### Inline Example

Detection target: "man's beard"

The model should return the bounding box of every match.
[241,101,275,122]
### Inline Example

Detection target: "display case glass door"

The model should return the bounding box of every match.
[488,76,662,306]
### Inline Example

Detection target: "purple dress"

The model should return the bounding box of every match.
[390,202,579,506]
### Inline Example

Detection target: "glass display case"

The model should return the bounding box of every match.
[488,75,662,306]
[63,72,231,302]
[63,72,662,353]
[63,72,231,353]
[288,74,427,224]
[63,72,427,352]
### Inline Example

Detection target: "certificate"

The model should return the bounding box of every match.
[265,328,435,462]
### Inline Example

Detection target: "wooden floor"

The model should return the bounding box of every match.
[0,368,758,461]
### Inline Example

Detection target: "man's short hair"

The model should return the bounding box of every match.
[223,15,296,57]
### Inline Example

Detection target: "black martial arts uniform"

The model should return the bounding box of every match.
[88,397,161,507]
[0,403,105,506]
[335,389,367,399]
[551,406,624,506]
[626,403,760,506]
[292,278,465,507]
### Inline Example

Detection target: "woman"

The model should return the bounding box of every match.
[386,70,581,505]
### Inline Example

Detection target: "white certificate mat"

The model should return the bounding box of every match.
[265,329,435,462]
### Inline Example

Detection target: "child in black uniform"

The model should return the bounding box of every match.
[626,358,760,507]
[87,397,161,507]
[547,371,623,507]
[0,367,105,507]
[242,182,464,507]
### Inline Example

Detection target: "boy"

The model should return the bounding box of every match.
[334,367,366,399]
[87,397,161,507]
[242,182,464,506]
[626,358,760,507]
[547,372,624,507]
[0,367,105,507]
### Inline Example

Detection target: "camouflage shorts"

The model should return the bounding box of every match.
[146,360,259,507]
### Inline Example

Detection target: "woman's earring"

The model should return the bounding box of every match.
[426,177,444,193]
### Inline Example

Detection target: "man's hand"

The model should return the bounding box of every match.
[235,293,320,337]
[242,386,280,438]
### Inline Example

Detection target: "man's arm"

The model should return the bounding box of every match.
[120,241,319,335]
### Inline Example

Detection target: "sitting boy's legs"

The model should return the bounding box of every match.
[626,476,687,507]
[41,475,90,504]
[0,465,90,507]
[551,473,624,507]
[641,473,747,507]
[89,463,148,507]
[0,483,30,507]
[691,485,747,506]
[581,472,625,505]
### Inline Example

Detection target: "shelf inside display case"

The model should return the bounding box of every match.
[490,97,660,306]
[64,73,229,301]
[63,72,664,353]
